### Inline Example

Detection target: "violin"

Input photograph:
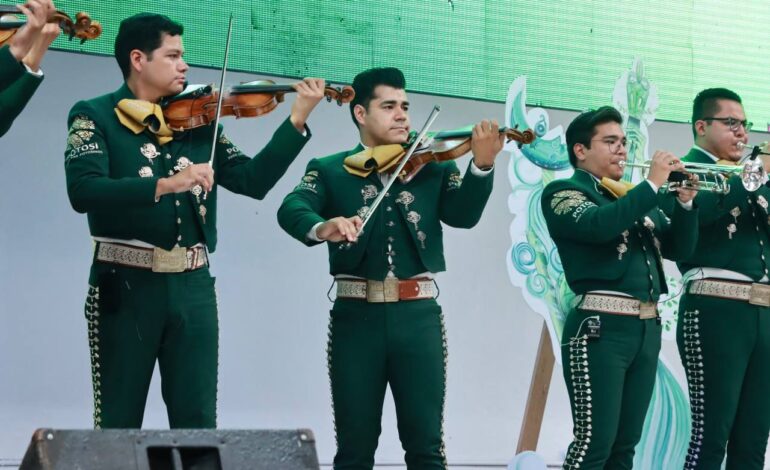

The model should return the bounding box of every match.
[395,126,536,182]
[161,80,355,132]
[0,5,101,46]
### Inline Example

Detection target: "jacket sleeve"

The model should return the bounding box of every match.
[438,160,494,228]
[277,158,327,246]
[658,196,699,261]
[0,46,42,137]
[216,116,310,199]
[64,101,159,213]
[542,180,659,244]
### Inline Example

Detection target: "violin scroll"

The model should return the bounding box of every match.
[502,126,536,147]
[0,6,101,46]
[324,85,355,106]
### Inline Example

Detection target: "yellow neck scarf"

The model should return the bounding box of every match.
[599,177,635,198]
[115,99,174,145]
[343,144,405,177]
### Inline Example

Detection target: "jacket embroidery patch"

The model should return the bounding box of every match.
[551,190,595,218]
[295,170,318,193]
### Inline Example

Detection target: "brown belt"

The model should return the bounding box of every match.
[95,242,208,273]
[688,278,770,307]
[336,278,436,303]
[578,293,658,319]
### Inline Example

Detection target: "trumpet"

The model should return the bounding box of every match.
[737,141,770,161]
[618,158,766,193]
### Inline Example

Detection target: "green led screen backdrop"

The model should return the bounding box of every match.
[43,0,770,128]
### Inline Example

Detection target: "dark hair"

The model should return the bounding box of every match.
[566,106,623,167]
[349,67,406,127]
[691,88,743,138]
[114,13,184,80]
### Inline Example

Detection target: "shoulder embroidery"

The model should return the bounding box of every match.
[67,115,97,149]
[550,190,595,216]
[295,170,319,193]
[71,116,95,131]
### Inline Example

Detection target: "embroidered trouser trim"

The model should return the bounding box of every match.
[328,298,447,469]
[85,262,219,428]
[561,308,661,470]
[678,293,770,470]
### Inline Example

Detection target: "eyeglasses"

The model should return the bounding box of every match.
[701,117,753,133]
[590,138,627,154]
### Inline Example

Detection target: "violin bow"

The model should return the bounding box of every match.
[201,13,233,200]
[355,105,441,235]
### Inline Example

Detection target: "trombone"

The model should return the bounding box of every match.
[618,157,766,194]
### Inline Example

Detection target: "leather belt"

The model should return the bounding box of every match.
[689,278,770,307]
[95,242,208,273]
[579,293,658,319]
[336,278,436,303]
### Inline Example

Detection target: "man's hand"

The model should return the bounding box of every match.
[22,22,60,72]
[647,150,683,189]
[155,163,214,199]
[8,0,55,62]
[316,216,363,243]
[471,119,505,169]
[676,175,697,204]
[289,78,326,133]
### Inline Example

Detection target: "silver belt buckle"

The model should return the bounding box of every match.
[366,278,400,303]
[749,283,770,307]
[152,246,188,273]
[638,302,658,320]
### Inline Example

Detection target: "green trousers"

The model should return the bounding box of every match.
[327,298,447,470]
[678,292,770,470]
[85,261,218,429]
[561,307,661,470]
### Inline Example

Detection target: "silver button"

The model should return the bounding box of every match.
[387,221,395,227]
[168,170,174,176]
[178,235,182,241]
[175,200,181,207]
[177,218,182,224]
[386,206,393,212]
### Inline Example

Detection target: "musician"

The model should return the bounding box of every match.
[277,66,504,469]
[64,12,325,428]
[541,106,697,469]
[673,88,770,469]
[1,0,59,137]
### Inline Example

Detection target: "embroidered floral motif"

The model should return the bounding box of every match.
[758,196,768,211]
[361,185,378,204]
[447,172,463,190]
[417,231,427,249]
[138,166,153,177]
[357,206,370,219]
[174,156,192,172]
[140,143,160,162]
[396,191,415,210]
[406,210,422,231]
[617,242,628,260]
[643,216,655,231]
